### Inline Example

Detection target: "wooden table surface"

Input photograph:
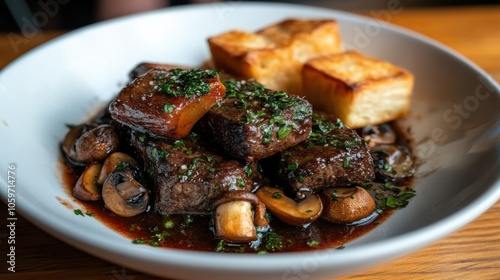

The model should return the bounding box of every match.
[1,4,499,280]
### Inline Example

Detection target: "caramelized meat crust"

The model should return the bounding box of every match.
[196,79,312,161]
[109,68,225,139]
[130,131,262,215]
[277,113,375,192]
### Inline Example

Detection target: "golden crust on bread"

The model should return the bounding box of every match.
[302,51,414,128]
[208,19,343,94]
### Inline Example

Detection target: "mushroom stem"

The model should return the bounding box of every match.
[212,190,268,243]
[214,200,257,243]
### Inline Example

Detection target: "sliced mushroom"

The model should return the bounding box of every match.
[361,124,396,148]
[62,124,93,165]
[66,124,120,164]
[97,152,138,185]
[102,169,149,217]
[320,186,376,224]
[371,144,414,180]
[212,191,268,243]
[73,162,103,201]
[256,186,322,227]
[62,124,84,155]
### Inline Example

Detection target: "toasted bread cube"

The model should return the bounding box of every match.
[208,19,343,94]
[302,51,414,128]
[109,68,225,139]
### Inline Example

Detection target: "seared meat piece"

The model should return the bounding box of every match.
[130,131,262,215]
[109,68,225,139]
[277,113,374,192]
[129,63,188,80]
[196,79,312,161]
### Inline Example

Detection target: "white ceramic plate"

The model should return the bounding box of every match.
[1,2,499,280]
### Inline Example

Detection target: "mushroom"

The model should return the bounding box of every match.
[255,186,323,227]
[371,144,414,180]
[361,124,396,148]
[320,186,376,224]
[102,169,149,217]
[65,124,120,164]
[62,124,92,165]
[212,191,268,243]
[73,162,103,201]
[97,152,138,185]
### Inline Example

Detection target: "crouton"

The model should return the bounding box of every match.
[302,51,414,128]
[208,19,343,94]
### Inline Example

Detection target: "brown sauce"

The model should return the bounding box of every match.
[60,158,403,253]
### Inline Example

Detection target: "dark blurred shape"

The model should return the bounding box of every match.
[1,0,498,32]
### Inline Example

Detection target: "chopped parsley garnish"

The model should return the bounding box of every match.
[73,209,94,217]
[244,165,253,177]
[378,190,416,209]
[137,134,146,143]
[272,192,282,199]
[373,182,416,210]
[164,220,175,229]
[286,162,299,171]
[330,190,339,201]
[278,125,292,139]
[262,232,284,252]
[163,103,175,114]
[343,156,352,169]
[237,178,246,187]
[222,79,308,143]
[262,125,273,144]
[181,214,195,228]
[151,146,170,160]
[73,209,84,216]
[132,224,172,247]
[307,240,320,247]
[156,68,218,98]
[307,114,362,149]
[215,239,226,252]
[151,147,159,159]
[115,162,129,171]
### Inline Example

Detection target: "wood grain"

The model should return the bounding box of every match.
[1,5,499,280]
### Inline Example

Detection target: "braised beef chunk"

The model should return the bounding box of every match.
[109,68,225,139]
[277,113,374,192]
[196,79,312,161]
[129,63,188,80]
[130,131,261,215]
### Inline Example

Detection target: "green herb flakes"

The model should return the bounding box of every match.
[262,125,273,144]
[164,221,174,229]
[343,156,352,169]
[163,103,175,114]
[307,240,320,247]
[73,209,84,216]
[286,162,299,171]
[73,209,94,217]
[278,125,292,139]
[244,165,253,177]
[157,68,218,98]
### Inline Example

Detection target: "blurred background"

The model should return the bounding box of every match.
[1,0,498,32]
